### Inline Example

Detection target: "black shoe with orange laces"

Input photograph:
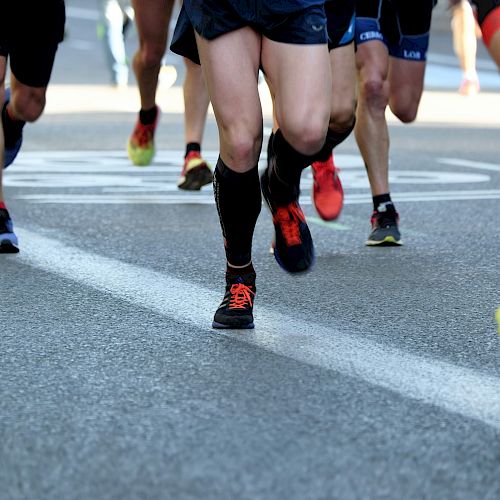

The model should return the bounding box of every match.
[261,166,314,273]
[212,271,256,329]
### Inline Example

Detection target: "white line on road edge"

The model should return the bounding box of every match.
[16,227,500,430]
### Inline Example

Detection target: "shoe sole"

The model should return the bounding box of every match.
[366,236,403,246]
[212,321,255,329]
[178,164,213,191]
[127,141,155,166]
[0,238,19,253]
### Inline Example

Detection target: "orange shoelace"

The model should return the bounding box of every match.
[133,122,155,147]
[228,283,255,310]
[313,160,339,186]
[274,203,305,246]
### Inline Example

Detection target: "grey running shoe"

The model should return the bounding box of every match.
[366,204,403,246]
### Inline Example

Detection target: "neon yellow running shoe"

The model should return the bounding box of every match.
[127,106,160,166]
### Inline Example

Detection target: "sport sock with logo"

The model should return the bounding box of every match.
[373,193,394,212]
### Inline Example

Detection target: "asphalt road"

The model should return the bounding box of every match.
[1,2,500,499]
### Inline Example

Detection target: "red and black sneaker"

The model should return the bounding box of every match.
[261,166,314,273]
[311,152,344,221]
[177,151,213,191]
[212,272,256,329]
[366,203,403,246]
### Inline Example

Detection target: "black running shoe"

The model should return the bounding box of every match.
[261,166,314,273]
[3,89,23,169]
[366,204,402,246]
[212,272,256,329]
[0,208,19,253]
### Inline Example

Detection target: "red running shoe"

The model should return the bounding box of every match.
[311,152,344,221]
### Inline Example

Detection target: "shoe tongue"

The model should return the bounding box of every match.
[227,271,256,285]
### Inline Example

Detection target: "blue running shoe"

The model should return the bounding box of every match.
[3,88,23,169]
[0,207,19,253]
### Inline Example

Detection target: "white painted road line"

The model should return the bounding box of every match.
[16,228,500,430]
[438,158,500,173]
[13,189,500,205]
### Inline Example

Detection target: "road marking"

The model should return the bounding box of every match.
[308,217,350,231]
[13,190,500,205]
[6,151,498,204]
[438,158,500,173]
[15,227,500,430]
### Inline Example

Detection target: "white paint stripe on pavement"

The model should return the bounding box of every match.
[14,189,500,205]
[438,158,500,173]
[16,228,500,430]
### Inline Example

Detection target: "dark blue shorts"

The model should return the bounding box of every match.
[171,1,327,65]
[0,0,65,87]
[356,0,436,61]
[325,0,355,50]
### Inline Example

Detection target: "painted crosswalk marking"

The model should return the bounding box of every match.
[5,150,498,205]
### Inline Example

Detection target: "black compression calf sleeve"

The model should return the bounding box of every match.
[313,119,356,162]
[268,129,314,204]
[213,158,262,267]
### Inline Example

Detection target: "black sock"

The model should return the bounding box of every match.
[185,142,201,157]
[214,158,262,267]
[139,106,158,125]
[313,120,356,162]
[2,103,25,148]
[373,193,394,212]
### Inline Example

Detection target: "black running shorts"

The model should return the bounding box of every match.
[171,0,327,64]
[356,0,437,61]
[0,0,65,87]
[325,0,356,50]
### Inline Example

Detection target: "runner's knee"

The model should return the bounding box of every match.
[138,41,165,68]
[359,78,389,115]
[12,89,46,122]
[329,100,356,132]
[221,127,262,170]
[280,114,329,156]
[389,95,419,123]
